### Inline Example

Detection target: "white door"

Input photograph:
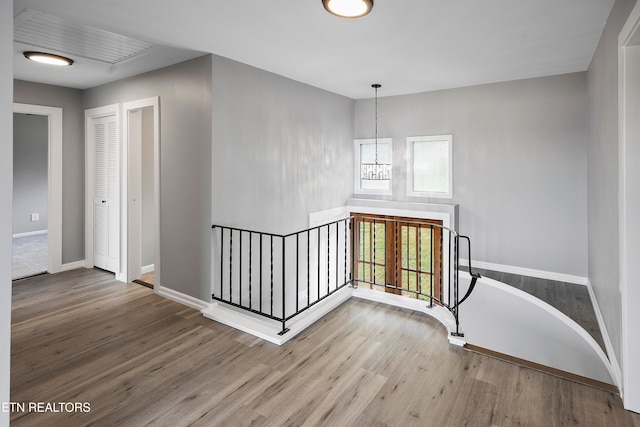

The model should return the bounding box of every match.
[93,115,119,273]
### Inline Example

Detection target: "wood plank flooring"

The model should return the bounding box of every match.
[138,272,155,286]
[11,268,640,426]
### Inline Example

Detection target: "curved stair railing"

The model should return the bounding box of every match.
[347,216,480,337]
[211,215,480,337]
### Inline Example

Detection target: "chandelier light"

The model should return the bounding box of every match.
[361,83,391,181]
[322,0,374,18]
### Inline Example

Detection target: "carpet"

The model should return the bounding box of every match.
[13,233,48,280]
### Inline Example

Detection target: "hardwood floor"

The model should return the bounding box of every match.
[138,272,154,286]
[11,268,640,426]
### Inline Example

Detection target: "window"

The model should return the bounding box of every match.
[354,138,392,195]
[352,214,443,303]
[407,135,453,199]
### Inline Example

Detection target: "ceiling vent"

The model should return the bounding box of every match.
[14,9,155,64]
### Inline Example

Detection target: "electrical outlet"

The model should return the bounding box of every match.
[31,213,39,221]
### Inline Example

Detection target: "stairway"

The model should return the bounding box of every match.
[458,271,616,388]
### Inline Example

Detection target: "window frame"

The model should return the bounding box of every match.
[352,213,443,303]
[354,138,393,196]
[406,134,453,199]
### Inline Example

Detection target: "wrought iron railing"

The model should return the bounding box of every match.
[349,215,481,337]
[211,215,480,337]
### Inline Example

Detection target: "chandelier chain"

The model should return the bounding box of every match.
[375,84,378,164]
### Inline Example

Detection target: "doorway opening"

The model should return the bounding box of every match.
[12,113,48,280]
[122,97,160,289]
[12,104,63,280]
[84,98,159,287]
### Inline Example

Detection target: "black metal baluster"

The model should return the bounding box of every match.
[417,225,421,299]
[281,236,287,334]
[249,232,252,310]
[372,219,376,286]
[270,235,274,316]
[344,220,347,286]
[307,230,310,305]
[317,227,320,302]
[405,224,409,294]
[327,224,330,295]
[446,230,449,308]
[259,234,263,314]
[350,218,355,287]
[240,230,243,306]
[335,222,338,292]
[429,225,434,307]
[218,227,224,300]
[395,221,398,291]
[296,233,299,313]
[229,229,233,304]
[454,235,460,335]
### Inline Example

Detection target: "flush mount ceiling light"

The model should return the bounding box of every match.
[23,51,74,66]
[322,0,373,18]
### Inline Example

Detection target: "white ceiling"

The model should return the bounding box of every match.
[13,0,615,99]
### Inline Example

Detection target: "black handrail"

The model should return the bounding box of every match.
[212,215,480,337]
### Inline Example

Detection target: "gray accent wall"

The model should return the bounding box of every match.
[1,0,13,422]
[587,0,637,373]
[84,55,213,301]
[211,55,355,235]
[354,73,589,277]
[13,113,48,235]
[13,80,84,264]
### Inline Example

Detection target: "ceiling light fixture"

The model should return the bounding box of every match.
[361,83,391,181]
[23,51,74,66]
[322,0,373,18]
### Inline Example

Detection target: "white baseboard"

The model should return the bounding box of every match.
[202,286,354,345]
[157,286,209,311]
[13,230,48,238]
[586,280,622,391]
[141,264,155,274]
[461,259,588,286]
[60,261,86,272]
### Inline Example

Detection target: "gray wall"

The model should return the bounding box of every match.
[13,113,48,235]
[587,0,637,372]
[141,107,155,268]
[1,0,13,423]
[13,80,84,264]
[84,55,212,301]
[211,55,355,234]
[354,73,589,277]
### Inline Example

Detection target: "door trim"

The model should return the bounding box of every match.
[13,103,62,274]
[85,104,121,279]
[122,97,160,289]
[618,1,640,411]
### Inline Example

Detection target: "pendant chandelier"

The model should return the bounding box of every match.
[361,83,391,181]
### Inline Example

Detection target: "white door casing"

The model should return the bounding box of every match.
[122,97,160,287]
[13,103,62,274]
[618,1,640,412]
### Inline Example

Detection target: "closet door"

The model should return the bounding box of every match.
[93,115,119,273]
